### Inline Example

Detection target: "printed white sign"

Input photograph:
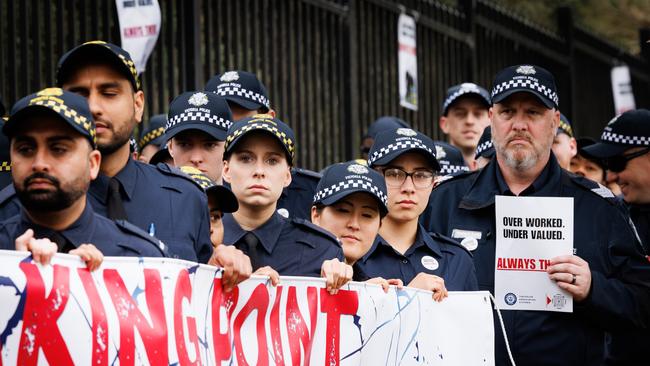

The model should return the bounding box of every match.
[611,65,636,115]
[115,0,161,73]
[495,196,574,312]
[398,13,418,111]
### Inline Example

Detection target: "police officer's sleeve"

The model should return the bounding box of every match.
[578,204,650,330]
[195,194,213,264]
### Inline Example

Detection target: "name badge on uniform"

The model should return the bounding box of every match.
[451,229,482,240]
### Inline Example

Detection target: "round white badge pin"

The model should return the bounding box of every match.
[421,256,439,271]
[461,237,479,251]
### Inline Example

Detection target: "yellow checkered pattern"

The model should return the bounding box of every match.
[559,120,573,138]
[139,126,165,149]
[0,161,10,172]
[29,98,96,145]
[225,117,295,158]
[83,40,140,89]
[179,166,214,189]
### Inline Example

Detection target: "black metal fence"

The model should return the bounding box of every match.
[3,0,650,171]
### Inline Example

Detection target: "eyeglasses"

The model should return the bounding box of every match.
[382,168,434,189]
[602,147,650,173]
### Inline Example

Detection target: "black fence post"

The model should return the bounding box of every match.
[557,6,575,125]
[640,28,650,63]
[343,0,359,161]
[183,0,203,91]
[458,0,477,82]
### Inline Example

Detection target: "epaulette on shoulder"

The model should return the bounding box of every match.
[291,217,340,244]
[568,174,618,203]
[429,232,473,257]
[434,169,477,188]
[155,163,204,191]
[293,168,322,180]
[0,184,16,205]
[114,219,169,256]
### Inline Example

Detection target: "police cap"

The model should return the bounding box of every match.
[491,64,558,109]
[313,161,388,217]
[205,70,270,112]
[56,40,140,91]
[166,91,233,141]
[5,87,96,148]
[367,127,440,171]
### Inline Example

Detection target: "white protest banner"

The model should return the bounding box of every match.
[611,64,636,115]
[495,196,573,312]
[398,13,418,111]
[115,0,161,73]
[0,251,494,365]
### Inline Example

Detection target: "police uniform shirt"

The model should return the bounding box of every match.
[422,154,650,366]
[276,168,321,220]
[355,224,478,291]
[88,158,212,263]
[222,211,344,277]
[0,184,20,221]
[0,202,166,258]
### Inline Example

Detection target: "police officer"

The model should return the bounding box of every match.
[582,109,650,366]
[221,114,346,280]
[55,41,213,263]
[423,65,650,365]
[205,70,319,220]
[360,116,410,160]
[432,140,470,186]
[439,82,491,169]
[0,87,166,262]
[178,165,238,248]
[551,113,577,169]
[355,127,478,296]
[569,137,607,186]
[138,114,166,163]
[165,91,233,183]
[205,70,273,121]
[473,125,495,170]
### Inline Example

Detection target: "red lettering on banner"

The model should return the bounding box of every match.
[234,284,270,366]
[270,285,285,365]
[287,286,318,366]
[174,269,200,366]
[78,268,108,366]
[211,278,239,362]
[320,289,359,366]
[104,269,168,366]
[145,24,157,35]
[17,263,73,365]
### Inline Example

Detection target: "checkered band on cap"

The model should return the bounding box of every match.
[30,98,96,145]
[166,111,232,132]
[475,140,494,156]
[216,85,270,109]
[440,164,470,175]
[443,88,481,112]
[117,53,140,90]
[0,161,10,172]
[600,131,650,146]
[226,121,295,158]
[313,178,387,206]
[139,126,165,149]
[368,140,434,166]
[558,120,573,137]
[491,79,558,106]
[187,172,214,189]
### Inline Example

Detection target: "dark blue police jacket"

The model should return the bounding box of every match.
[276,168,321,220]
[604,203,650,366]
[222,211,344,277]
[88,159,212,263]
[420,155,650,366]
[0,201,166,258]
[0,184,20,221]
[355,224,478,291]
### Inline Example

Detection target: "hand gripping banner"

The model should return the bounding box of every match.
[0,251,494,365]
